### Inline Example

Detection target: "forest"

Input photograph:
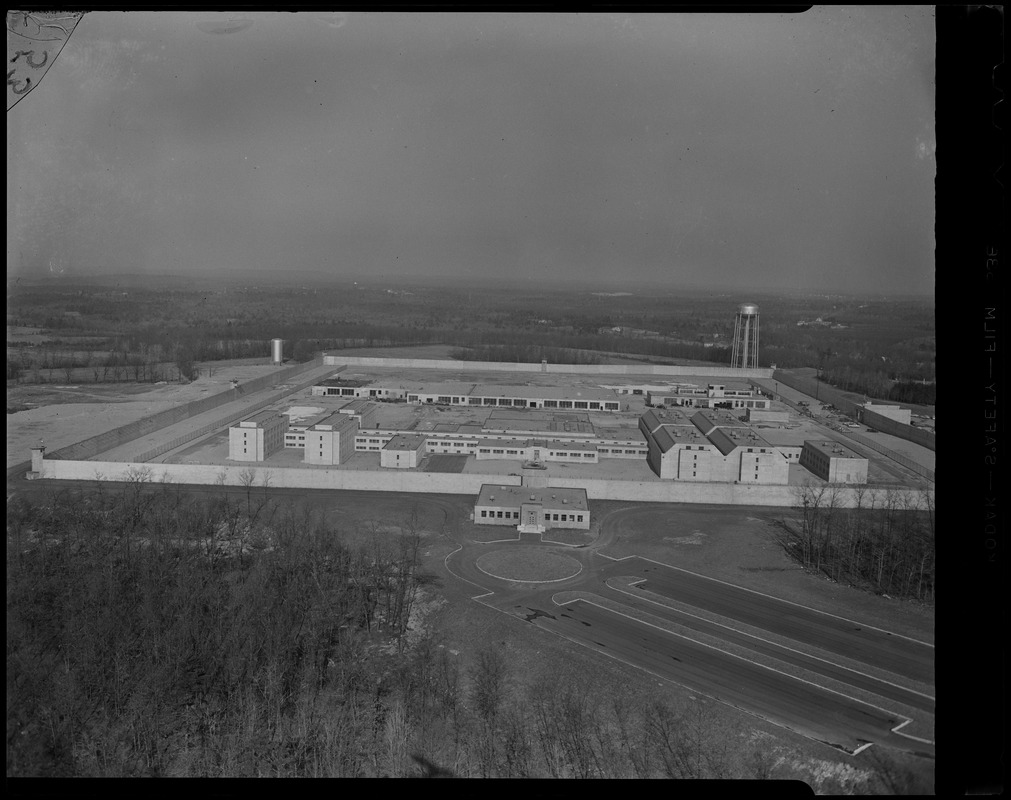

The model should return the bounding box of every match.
[7,482,929,787]
[777,484,935,604]
[7,274,934,406]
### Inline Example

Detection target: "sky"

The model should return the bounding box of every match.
[6,9,936,294]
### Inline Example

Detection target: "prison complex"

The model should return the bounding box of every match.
[228,371,870,490]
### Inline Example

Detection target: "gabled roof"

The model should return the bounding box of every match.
[652,426,678,453]
[707,428,739,456]
[691,410,718,435]
[639,409,664,434]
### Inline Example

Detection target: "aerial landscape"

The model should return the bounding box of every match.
[5,8,951,791]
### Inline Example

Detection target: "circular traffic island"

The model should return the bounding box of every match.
[476,546,582,583]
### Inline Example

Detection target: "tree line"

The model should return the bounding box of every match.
[777,484,935,603]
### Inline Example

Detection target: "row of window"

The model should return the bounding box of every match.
[479,510,585,522]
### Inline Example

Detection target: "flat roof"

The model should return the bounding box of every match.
[750,427,808,447]
[338,399,373,413]
[476,484,588,511]
[384,434,428,450]
[312,413,357,430]
[803,439,865,460]
[478,437,530,448]
[471,384,618,402]
[407,382,477,396]
[287,412,333,430]
[317,377,370,388]
[245,410,282,426]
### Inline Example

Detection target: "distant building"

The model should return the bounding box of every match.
[799,440,869,484]
[405,382,621,412]
[381,434,428,468]
[475,485,589,533]
[304,413,358,466]
[311,376,405,400]
[745,408,790,424]
[229,411,289,462]
[858,403,912,426]
[647,383,769,411]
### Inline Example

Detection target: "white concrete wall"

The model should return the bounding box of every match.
[325,355,773,379]
[34,458,929,509]
[545,476,929,509]
[39,459,517,495]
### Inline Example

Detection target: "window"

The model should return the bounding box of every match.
[496,511,503,518]
[481,510,487,518]
[577,515,584,522]
[560,514,567,522]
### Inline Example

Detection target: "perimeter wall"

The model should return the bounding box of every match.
[324,355,774,379]
[859,408,936,451]
[35,458,931,510]
[768,371,935,453]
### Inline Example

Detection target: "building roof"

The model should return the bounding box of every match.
[478,438,530,449]
[287,412,333,430]
[384,434,428,451]
[312,413,357,431]
[408,382,477,396]
[338,399,373,413]
[476,484,588,511]
[245,410,283,426]
[639,409,664,434]
[706,428,739,456]
[317,377,370,388]
[471,384,618,402]
[803,439,865,460]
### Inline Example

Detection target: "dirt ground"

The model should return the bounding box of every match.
[6,365,287,468]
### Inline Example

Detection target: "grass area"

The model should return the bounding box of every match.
[475,547,582,582]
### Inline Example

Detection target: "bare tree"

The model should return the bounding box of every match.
[468,645,509,777]
[238,467,258,515]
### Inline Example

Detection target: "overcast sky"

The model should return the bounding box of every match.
[7,9,935,294]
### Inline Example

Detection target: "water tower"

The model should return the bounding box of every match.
[730,303,760,369]
[270,338,284,365]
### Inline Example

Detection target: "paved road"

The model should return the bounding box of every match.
[444,509,934,757]
[598,558,934,685]
[525,599,905,754]
[583,579,934,715]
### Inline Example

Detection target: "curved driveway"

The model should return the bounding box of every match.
[443,505,934,758]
